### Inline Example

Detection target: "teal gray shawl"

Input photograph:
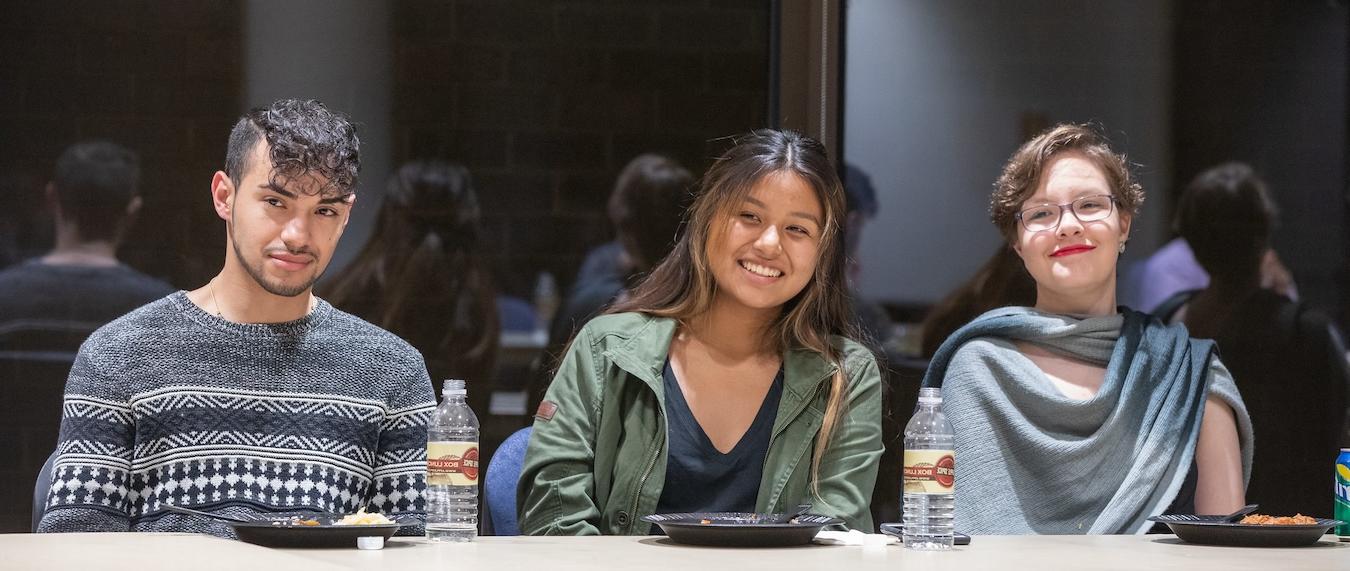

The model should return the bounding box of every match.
[922,307,1253,535]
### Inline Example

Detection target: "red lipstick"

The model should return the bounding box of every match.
[1051,244,1096,257]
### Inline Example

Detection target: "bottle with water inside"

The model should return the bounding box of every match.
[533,271,559,333]
[902,387,955,550]
[426,379,480,542]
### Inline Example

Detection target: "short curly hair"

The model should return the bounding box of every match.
[225,99,360,196]
[990,123,1143,243]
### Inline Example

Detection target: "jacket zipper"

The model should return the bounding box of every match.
[760,368,836,510]
[627,411,664,533]
[609,351,666,535]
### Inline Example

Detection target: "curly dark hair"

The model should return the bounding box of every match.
[224,99,360,196]
[990,123,1144,243]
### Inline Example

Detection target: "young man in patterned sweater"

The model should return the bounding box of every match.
[36,99,436,537]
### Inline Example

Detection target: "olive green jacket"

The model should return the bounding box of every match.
[516,312,883,535]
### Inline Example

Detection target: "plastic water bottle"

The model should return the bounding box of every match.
[533,271,559,332]
[902,387,955,550]
[426,379,480,542]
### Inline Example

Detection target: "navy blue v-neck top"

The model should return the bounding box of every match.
[655,359,784,514]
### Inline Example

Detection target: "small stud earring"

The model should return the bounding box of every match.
[1118,241,1127,254]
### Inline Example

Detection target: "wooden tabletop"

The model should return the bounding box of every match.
[4,533,1347,571]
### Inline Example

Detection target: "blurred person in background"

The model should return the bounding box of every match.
[565,155,698,304]
[530,154,694,410]
[548,154,695,344]
[1128,235,1297,313]
[1127,185,1297,313]
[926,124,1251,534]
[323,160,500,398]
[841,165,893,346]
[566,221,625,301]
[1156,162,1349,515]
[0,141,173,353]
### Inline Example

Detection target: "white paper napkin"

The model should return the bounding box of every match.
[813,529,899,546]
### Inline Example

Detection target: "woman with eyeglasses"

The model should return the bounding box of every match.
[922,124,1252,535]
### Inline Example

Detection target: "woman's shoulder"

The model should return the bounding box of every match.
[945,336,1021,373]
[828,334,876,364]
[577,311,667,338]
[939,337,1023,391]
[951,336,1018,357]
[571,311,678,357]
[828,333,896,377]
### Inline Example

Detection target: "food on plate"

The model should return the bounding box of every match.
[1238,514,1318,525]
[335,509,395,526]
[270,516,321,526]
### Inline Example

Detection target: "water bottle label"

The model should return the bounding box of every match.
[903,450,955,494]
[428,441,479,485]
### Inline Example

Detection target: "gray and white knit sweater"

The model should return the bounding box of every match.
[36,291,436,538]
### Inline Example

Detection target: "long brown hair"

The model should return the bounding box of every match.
[323,161,499,392]
[609,129,857,489]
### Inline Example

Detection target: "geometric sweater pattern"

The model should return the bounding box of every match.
[36,292,436,538]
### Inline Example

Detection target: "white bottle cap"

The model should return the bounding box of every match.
[357,536,385,550]
[917,387,942,403]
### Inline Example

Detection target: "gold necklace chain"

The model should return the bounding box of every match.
[209,279,224,318]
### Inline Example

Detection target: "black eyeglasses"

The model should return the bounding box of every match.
[1014,195,1117,233]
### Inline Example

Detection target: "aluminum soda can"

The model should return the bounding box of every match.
[1336,448,1350,540]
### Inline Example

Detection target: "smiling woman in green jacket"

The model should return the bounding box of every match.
[516,129,883,535]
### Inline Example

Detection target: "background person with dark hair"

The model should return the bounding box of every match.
[547,154,695,345]
[531,154,695,411]
[607,154,697,279]
[0,141,172,353]
[841,164,893,346]
[564,154,695,304]
[36,99,434,537]
[1157,162,1350,516]
[323,160,500,398]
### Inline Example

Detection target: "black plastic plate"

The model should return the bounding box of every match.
[227,516,401,548]
[641,512,843,547]
[1146,515,1343,548]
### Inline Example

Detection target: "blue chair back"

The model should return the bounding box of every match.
[32,450,56,532]
[484,426,532,535]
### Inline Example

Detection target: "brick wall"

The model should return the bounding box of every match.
[0,0,242,289]
[392,0,770,296]
[0,0,771,296]
[0,0,243,532]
